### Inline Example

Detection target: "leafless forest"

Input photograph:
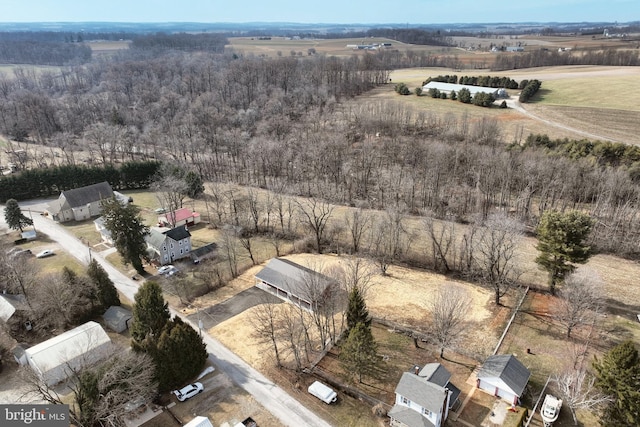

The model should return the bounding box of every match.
[1,47,640,259]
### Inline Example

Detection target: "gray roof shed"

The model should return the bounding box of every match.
[102,306,133,333]
[477,354,531,397]
[255,258,335,304]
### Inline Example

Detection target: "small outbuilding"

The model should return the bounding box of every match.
[102,305,133,333]
[184,416,214,427]
[476,354,530,405]
[24,321,112,386]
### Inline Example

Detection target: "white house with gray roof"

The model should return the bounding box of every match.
[254,258,335,311]
[47,181,127,222]
[389,363,460,427]
[476,354,530,405]
[146,226,192,265]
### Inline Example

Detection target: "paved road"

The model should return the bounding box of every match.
[2,200,333,427]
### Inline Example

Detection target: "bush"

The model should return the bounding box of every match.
[414,87,422,96]
[500,100,508,108]
[394,83,410,95]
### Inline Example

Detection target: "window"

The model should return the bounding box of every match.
[179,240,183,245]
[421,407,432,417]
[163,245,167,251]
[180,249,183,255]
[170,243,174,249]
[401,396,409,405]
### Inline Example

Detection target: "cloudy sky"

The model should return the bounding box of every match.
[2,0,637,24]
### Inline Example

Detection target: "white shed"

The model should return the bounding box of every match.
[25,321,112,386]
[184,416,214,427]
[476,354,530,405]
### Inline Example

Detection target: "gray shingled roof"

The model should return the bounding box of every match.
[255,258,334,302]
[61,182,114,208]
[395,372,447,414]
[388,405,435,427]
[478,354,531,397]
[165,226,191,241]
[145,229,166,251]
[419,363,451,388]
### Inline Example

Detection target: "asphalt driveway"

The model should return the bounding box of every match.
[188,286,282,329]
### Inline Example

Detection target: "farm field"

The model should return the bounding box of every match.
[386,65,640,144]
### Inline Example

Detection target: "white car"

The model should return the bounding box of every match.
[35,249,54,258]
[157,265,174,275]
[172,382,203,402]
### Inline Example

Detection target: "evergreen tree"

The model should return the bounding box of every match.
[87,259,120,310]
[184,170,205,199]
[535,210,593,295]
[130,281,170,347]
[593,340,640,426]
[155,317,208,391]
[101,196,149,273]
[340,322,379,383]
[457,87,472,103]
[346,286,371,331]
[4,198,32,232]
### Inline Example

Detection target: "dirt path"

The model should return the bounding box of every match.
[505,96,616,142]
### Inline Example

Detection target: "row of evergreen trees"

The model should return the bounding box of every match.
[0,160,160,202]
[423,74,521,89]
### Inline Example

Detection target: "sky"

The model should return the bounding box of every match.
[1,0,638,24]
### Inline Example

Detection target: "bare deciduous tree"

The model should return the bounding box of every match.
[344,208,373,254]
[250,300,283,367]
[473,213,523,305]
[423,215,456,273]
[553,268,602,338]
[296,198,334,254]
[428,285,472,358]
[23,350,157,427]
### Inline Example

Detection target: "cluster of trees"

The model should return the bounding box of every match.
[394,82,411,95]
[0,244,120,336]
[0,40,92,66]
[424,74,520,89]
[518,79,542,103]
[523,133,640,171]
[0,161,160,202]
[130,281,207,391]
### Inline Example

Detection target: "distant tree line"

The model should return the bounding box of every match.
[0,40,92,66]
[492,48,640,71]
[0,161,160,202]
[0,31,135,43]
[130,32,228,53]
[424,74,520,89]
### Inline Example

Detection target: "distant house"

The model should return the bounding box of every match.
[255,258,336,311]
[389,363,460,427]
[23,321,112,386]
[158,207,201,228]
[102,305,132,333]
[476,354,530,405]
[146,226,192,265]
[506,46,524,52]
[47,181,127,222]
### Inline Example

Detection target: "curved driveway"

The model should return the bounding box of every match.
[2,199,333,427]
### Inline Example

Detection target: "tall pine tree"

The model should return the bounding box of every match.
[130,281,170,348]
[346,286,371,331]
[101,196,149,273]
[87,259,120,310]
[340,322,379,383]
[593,340,640,426]
[155,317,208,391]
[4,198,33,232]
[535,210,593,295]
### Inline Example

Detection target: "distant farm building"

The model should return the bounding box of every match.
[506,46,524,52]
[47,181,128,222]
[422,81,507,98]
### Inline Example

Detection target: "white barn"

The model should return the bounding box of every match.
[422,81,507,98]
[24,321,112,386]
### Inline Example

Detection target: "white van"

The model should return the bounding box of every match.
[308,381,337,404]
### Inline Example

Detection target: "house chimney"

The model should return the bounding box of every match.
[414,365,420,375]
